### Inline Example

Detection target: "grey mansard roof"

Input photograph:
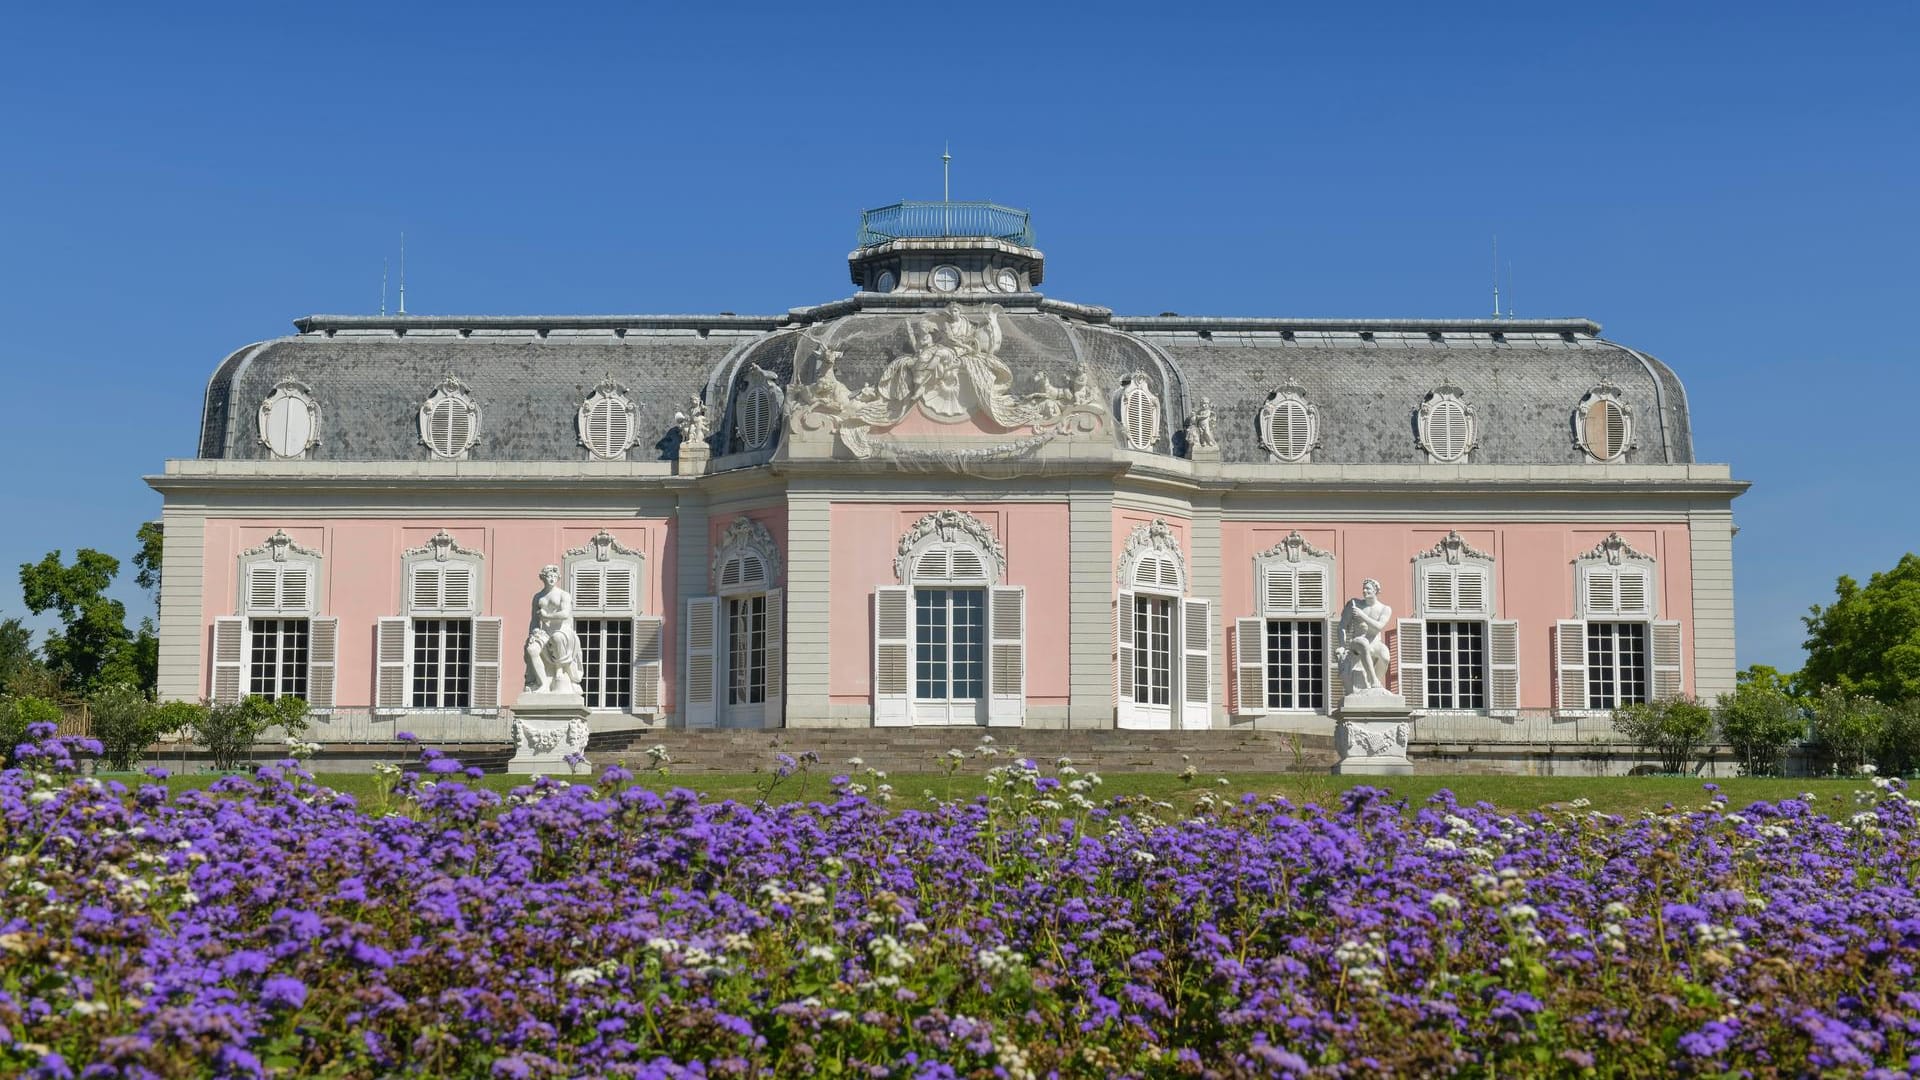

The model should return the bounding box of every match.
[197,296,1693,466]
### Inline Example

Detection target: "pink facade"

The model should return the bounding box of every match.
[200,518,677,710]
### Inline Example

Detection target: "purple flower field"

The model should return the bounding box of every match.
[3,724,1919,1078]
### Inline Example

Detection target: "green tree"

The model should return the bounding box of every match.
[1872,698,1920,778]
[1807,685,1887,775]
[0,695,63,766]
[87,683,172,771]
[0,616,37,697]
[133,521,164,598]
[1714,669,1807,776]
[18,549,142,696]
[1613,697,1715,774]
[1801,553,1920,703]
[191,695,310,772]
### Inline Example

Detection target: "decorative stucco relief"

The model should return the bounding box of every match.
[566,529,641,564]
[1575,532,1654,566]
[1412,530,1492,566]
[1254,530,1332,565]
[1115,518,1188,589]
[894,509,1004,583]
[712,517,780,583]
[404,530,484,563]
[240,529,321,563]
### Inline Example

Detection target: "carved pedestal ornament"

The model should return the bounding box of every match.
[784,304,1106,460]
[510,564,593,774]
[1331,577,1415,776]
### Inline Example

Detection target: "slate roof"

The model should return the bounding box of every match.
[197,300,1692,466]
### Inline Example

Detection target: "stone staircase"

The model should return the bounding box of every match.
[586,728,1336,775]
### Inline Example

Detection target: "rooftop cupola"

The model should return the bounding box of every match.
[848,201,1044,295]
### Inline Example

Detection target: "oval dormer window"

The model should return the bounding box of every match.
[1418,387,1475,464]
[419,380,480,460]
[258,383,320,459]
[1576,388,1632,463]
[736,384,778,451]
[1259,387,1317,463]
[1117,373,1161,451]
[577,385,637,460]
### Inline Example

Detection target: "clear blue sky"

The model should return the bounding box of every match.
[2,2,1915,674]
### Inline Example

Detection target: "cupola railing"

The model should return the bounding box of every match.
[856,201,1034,248]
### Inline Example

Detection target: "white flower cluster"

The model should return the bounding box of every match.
[1333,934,1388,990]
[976,943,1027,977]
[867,933,914,972]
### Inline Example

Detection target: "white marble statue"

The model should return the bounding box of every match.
[524,564,584,695]
[1186,396,1219,451]
[1336,578,1394,694]
[676,398,711,446]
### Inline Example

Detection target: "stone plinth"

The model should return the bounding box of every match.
[1333,690,1415,775]
[508,692,592,774]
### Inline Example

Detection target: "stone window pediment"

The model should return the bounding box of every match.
[713,517,781,595]
[895,510,1003,585]
[402,530,485,615]
[1412,530,1495,618]
[237,530,321,616]
[565,529,645,615]
[1116,518,1187,596]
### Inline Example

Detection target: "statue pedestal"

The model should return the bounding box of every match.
[1334,691,1415,775]
[677,445,710,476]
[508,692,592,774]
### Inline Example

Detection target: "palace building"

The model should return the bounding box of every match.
[150,202,1746,754]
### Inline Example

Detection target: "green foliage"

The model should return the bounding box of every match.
[1801,552,1920,703]
[87,683,174,771]
[1612,697,1715,774]
[1807,685,1887,775]
[18,549,137,696]
[1872,698,1920,778]
[0,694,64,766]
[0,616,39,697]
[190,696,310,772]
[1714,676,1807,776]
[133,521,164,597]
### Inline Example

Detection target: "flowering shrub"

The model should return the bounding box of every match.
[4,722,1920,1077]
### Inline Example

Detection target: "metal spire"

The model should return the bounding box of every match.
[398,233,408,316]
[1491,235,1501,319]
[381,257,388,316]
[942,142,951,203]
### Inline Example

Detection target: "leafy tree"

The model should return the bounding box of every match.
[87,683,172,771]
[1873,699,1920,778]
[0,616,37,697]
[1714,672,1807,776]
[1613,698,1715,774]
[191,695,310,772]
[1807,685,1887,776]
[18,549,144,696]
[1802,553,1920,703]
[0,695,63,766]
[133,521,164,598]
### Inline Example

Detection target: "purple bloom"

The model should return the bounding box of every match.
[261,975,308,1010]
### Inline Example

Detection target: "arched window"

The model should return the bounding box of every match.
[577,383,638,460]
[1401,531,1516,717]
[257,382,320,459]
[1574,386,1633,463]
[1117,373,1162,451]
[1416,386,1475,464]
[1557,533,1680,715]
[685,518,783,730]
[733,364,784,452]
[1233,531,1337,717]
[210,530,335,713]
[419,379,480,460]
[375,530,499,717]
[872,510,1024,728]
[1115,519,1210,731]
[564,530,660,714]
[1259,387,1319,463]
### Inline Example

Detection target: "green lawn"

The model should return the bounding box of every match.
[132,767,1874,818]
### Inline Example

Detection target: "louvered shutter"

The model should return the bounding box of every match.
[1325,616,1344,713]
[1233,616,1266,716]
[411,564,440,611]
[1396,619,1426,710]
[917,548,950,580]
[1489,619,1519,717]
[684,596,719,729]
[1263,564,1294,616]
[572,565,604,611]
[1115,590,1137,726]
[449,401,472,454]
[953,547,987,582]
[603,565,635,614]
[472,617,503,714]
[1619,568,1651,618]
[1296,566,1329,617]
[1456,568,1489,617]
[1652,620,1684,702]
[211,616,245,704]
[307,617,338,713]
[279,566,311,613]
[1555,620,1589,713]
[873,587,910,726]
[762,589,784,725]
[442,566,475,614]
[246,565,279,614]
[631,615,664,714]
[1424,567,1454,615]
[1585,568,1617,616]
[1180,597,1212,730]
[987,585,1025,727]
[375,617,410,714]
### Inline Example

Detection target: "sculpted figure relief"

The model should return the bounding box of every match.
[525,564,584,695]
[1336,578,1394,694]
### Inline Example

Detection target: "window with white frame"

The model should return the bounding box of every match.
[1117,519,1211,731]
[257,382,321,460]
[873,510,1025,728]
[1399,531,1517,715]
[210,531,337,712]
[1117,373,1162,451]
[577,383,638,461]
[1416,386,1476,464]
[419,379,481,460]
[1235,532,1337,716]
[685,519,781,729]
[733,364,784,452]
[1557,533,1680,713]
[1258,388,1319,464]
[376,531,499,715]
[564,530,659,714]
[1574,387,1633,464]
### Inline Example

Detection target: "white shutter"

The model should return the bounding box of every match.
[1296,566,1329,618]
[631,615,664,714]
[1324,616,1344,713]
[1584,568,1617,617]
[1180,597,1212,730]
[307,617,338,713]
[685,596,719,729]
[1456,568,1488,617]
[602,565,636,614]
[442,566,475,614]
[1652,620,1684,702]
[411,564,440,611]
[572,565,604,611]
[1116,590,1136,726]
[246,565,279,614]
[1555,620,1589,713]
[1262,565,1294,616]
[1233,616,1266,716]
[279,566,311,614]
[952,548,987,582]
[873,587,910,726]
[1619,568,1651,618]
[987,585,1025,727]
[1489,619,1519,717]
[1396,618,1426,711]
[211,616,245,704]
[472,617,502,714]
[375,617,410,714]
[763,589,785,726]
[1424,568,1454,615]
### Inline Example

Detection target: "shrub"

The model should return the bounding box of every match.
[1808,685,1887,775]
[87,683,174,771]
[189,695,310,772]
[0,694,64,766]
[1875,698,1920,777]
[1612,697,1715,774]
[1714,679,1806,776]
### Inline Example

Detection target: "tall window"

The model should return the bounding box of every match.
[411,618,473,709]
[1236,532,1336,718]
[728,595,767,705]
[1586,622,1648,709]
[248,618,309,700]
[1559,535,1677,713]
[1265,620,1326,710]
[1118,520,1210,731]
[378,531,499,716]
[566,532,651,714]
[1132,595,1173,706]
[1424,621,1487,710]
[579,619,633,709]
[1403,531,1516,715]
[216,531,335,711]
[916,588,985,701]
